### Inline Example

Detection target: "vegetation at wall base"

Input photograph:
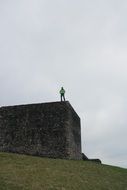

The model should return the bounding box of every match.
[0,152,127,190]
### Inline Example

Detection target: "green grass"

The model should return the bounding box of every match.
[0,152,127,190]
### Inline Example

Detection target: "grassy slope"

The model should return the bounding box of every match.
[0,152,127,190]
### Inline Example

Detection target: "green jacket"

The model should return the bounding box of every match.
[60,88,65,94]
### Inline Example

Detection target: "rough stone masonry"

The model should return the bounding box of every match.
[0,101,82,159]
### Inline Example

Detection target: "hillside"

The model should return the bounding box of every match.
[0,152,127,190]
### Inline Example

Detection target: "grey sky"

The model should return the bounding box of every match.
[0,0,127,168]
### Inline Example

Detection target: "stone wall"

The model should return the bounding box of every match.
[0,101,82,159]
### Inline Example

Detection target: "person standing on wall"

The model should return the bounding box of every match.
[60,87,66,101]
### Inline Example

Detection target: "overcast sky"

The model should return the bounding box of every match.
[0,0,127,168]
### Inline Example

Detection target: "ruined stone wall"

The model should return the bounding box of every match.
[66,104,82,159]
[0,101,82,159]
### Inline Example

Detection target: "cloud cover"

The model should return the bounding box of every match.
[0,0,127,168]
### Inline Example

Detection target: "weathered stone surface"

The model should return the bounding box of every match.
[88,159,102,164]
[82,153,89,160]
[0,101,81,159]
[82,153,102,164]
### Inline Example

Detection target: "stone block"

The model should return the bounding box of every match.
[0,101,81,159]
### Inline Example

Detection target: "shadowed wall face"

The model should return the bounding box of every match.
[0,101,81,159]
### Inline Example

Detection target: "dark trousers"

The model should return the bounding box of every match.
[61,94,65,101]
